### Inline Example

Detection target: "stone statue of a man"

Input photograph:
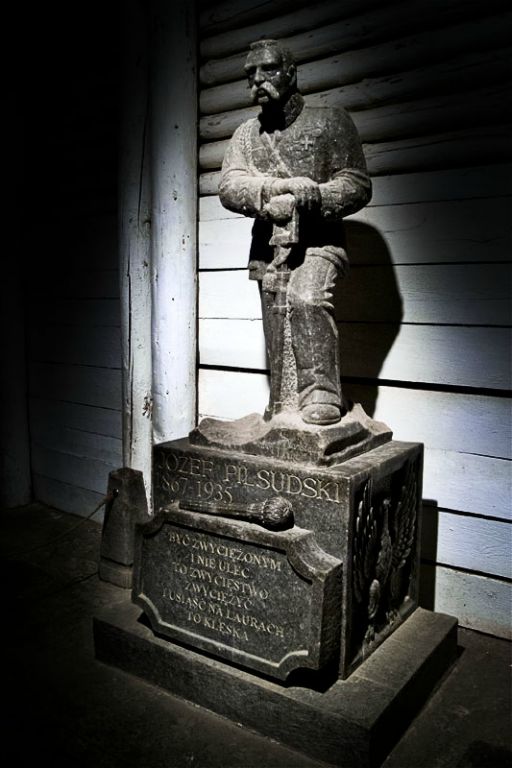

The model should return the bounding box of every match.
[219,39,371,426]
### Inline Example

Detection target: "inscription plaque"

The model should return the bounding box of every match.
[132,505,342,680]
[156,447,346,507]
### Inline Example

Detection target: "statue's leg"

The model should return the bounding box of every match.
[260,279,277,419]
[259,279,274,367]
[260,270,291,420]
[287,251,345,425]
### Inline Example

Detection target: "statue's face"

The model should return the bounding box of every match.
[244,47,293,106]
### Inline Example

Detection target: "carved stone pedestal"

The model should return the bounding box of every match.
[150,435,423,679]
[94,422,457,766]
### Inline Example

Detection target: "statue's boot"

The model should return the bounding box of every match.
[301,402,341,426]
[289,303,343,424]
[287,253,344,425]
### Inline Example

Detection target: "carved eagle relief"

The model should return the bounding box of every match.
[352,462,417,646]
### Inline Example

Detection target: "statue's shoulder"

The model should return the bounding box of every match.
[303,103,353,126]
[301,104,359,143]
[232,116,259,140]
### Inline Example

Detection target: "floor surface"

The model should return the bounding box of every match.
[1,503,511,768]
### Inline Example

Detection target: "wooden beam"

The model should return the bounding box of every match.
[199,0,312,35]
[150,0,198,445]
[200,0,379,62]
[119,0,153,501]
[199,171,222,196]
[199,163,512,213]
[198,84,511,156]
[200,4,508,85]
[199,125,512,190]
[363,126,512,177]
[199,37,510,115]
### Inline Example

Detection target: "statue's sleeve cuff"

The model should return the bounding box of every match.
[261,178,277,207]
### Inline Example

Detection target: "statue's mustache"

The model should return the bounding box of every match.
[251,82,280,101]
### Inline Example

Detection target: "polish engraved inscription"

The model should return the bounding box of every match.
[132,505,342,680]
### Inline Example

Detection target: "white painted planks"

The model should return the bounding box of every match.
[198,265,511,325]
[196,2,512,642]
[200,195,512,267]
[200,319,512,390]
[346,384,511,461]
[198,369,511,460]
[420,565,511,640]
[422,451,511,522]
[199,369,512,521]
[199,368,269,421]
[421,509,512,579]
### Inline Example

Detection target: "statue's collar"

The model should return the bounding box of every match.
[258,92,305,133]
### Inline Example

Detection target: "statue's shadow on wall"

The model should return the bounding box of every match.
[333,226,440,611]
[333,221,403,417]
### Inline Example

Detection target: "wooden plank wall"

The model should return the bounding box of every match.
[197,0,512,638]
[24,7,122,520]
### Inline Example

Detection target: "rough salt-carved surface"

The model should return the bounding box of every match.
[189,402,392,466]
[217,39,371,425]
[151,436,423,678]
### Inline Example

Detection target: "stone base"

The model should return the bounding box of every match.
[94,600,457,768]
[98,557,133,589]
[153,437,424,679]
[189,403,392,466]
[98,466,148,589]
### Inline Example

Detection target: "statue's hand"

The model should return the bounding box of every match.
[271,177,321,211]
[264,193,295,221]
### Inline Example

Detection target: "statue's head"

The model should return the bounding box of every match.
[244,39,297,107]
